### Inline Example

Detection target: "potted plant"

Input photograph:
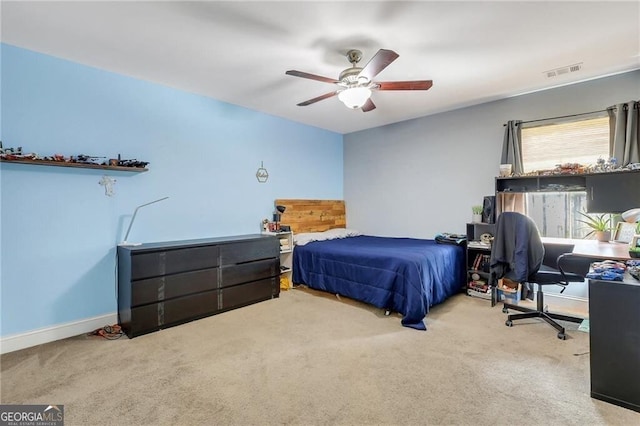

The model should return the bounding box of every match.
[472,205,483,223]
[577,211,613,242]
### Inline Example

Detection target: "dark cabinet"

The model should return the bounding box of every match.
[495,170,640,214]
[586,171,640,213]
[589,277,640,413]
[118,234,280,338]
[495,174,585,193]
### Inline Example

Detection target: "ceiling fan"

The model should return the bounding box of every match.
[285,49,433,112]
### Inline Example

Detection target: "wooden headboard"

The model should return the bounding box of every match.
[275,199,345,234]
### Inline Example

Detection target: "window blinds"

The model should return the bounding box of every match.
[521,116,609,173]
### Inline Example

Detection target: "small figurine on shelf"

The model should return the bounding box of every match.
[76,154,106,165]
[118,158,149,168]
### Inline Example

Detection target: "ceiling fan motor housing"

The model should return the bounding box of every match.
[340,49,367,86]
[339,67,363,84]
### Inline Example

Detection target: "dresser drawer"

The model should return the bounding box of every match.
[131,268,218,307]
[129,290,219,336]
[131,245,219,279]
[220,238,278,264]
[221,259,278,288]
[221,277,278,310]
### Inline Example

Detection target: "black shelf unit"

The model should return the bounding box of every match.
[465,222,496,304]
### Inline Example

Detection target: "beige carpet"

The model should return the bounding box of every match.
[1,288,638,425]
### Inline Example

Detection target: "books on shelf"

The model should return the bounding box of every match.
[279,237,291,251]
[467,287,492,300]
[468,279,488,292]
[467,240,491,249]
[471,253,491,272]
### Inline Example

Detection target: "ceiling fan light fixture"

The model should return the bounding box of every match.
[338,87,372,109]
[286,49,432,112]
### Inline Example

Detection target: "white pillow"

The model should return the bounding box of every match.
[294,232,325,246]
[323,228,362,238]
[294,228,362,246]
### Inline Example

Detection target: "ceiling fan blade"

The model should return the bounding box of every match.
[286,70,339,84]
[376,80,433,90]
[296,91,339,106]
[362,98,376,112]
[357,49,399,81]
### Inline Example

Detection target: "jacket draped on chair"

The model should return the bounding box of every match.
[489,212,545,299]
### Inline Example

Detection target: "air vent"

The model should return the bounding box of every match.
[569,64,582,72]
[544,63,583,78]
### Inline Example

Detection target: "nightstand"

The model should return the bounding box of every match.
[263,231,294,288]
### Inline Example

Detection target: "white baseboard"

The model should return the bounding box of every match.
[541,292,587,306]
[0,312,118,354]
[526,291,589,317]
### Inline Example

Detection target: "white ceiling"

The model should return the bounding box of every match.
[2,1,639,134]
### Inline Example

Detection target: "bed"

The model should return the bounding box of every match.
[277,199,466,330]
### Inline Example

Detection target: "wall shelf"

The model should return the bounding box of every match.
[496,169,640,213]
[0,158,148,173]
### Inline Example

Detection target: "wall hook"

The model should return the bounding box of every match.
[99,175,116,196]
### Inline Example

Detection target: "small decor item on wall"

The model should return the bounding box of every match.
[256,161,269,183]
[99,175,116,196]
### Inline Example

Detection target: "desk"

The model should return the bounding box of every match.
[589,274,640,413]
[551,239,640,412]
[542,237,632,260]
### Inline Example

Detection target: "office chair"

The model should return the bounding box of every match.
[490,212,588,340]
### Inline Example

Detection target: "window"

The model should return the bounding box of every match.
[521,115,612,238]
[526,192,599,239]
[521,115,609,173]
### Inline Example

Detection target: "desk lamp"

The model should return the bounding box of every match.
[273,205,286,232]
[621,208,640,225]
[120,197,169,246]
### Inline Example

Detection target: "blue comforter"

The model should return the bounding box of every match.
[292,235,465,330]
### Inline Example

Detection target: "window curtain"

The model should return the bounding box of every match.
[608,101,639,166]
[496,192,526,218]
[501,120,524,174]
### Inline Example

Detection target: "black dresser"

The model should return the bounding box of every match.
[117,234,280,338]
[589,275,640,412]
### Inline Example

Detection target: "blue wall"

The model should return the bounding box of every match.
[0,44,343,336]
